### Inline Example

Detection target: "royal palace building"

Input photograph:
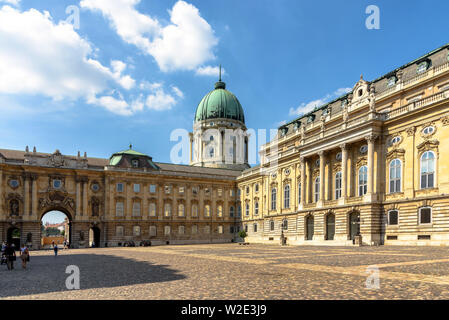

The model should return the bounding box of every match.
[3,44,449,249]
[238,43,449,246]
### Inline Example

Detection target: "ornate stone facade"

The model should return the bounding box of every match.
[238,43,449,246]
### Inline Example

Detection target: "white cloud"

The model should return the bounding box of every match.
[275,120,287,127]
[195,65,225,77]
[145,88,177,111]
[289,87,352,117]
[81,0,218,72]
[0,6,141,116]
[171,86,184,99]
[0,0,20,6]
[139,81,183,111]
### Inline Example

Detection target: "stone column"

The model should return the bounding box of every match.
[31,174,38,218]
[219,129,224,163]
[318,151,325,207]
[83,178,88,217]
[299,156,306,210]
[189,133,194,163]
[76,179,81,219]
[366,134,377,200]
[24,174,30,219]
[339,143,348,205]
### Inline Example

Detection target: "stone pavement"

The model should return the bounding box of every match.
[2,244,449,299]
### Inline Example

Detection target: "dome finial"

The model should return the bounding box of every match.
[214,65,226,89]
[129,143,132,150]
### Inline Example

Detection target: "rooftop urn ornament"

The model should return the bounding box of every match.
[33,146,36,154]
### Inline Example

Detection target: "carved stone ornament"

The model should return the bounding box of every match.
[406,126,416,136]
[48,150,65,167]
[441,116,449,126]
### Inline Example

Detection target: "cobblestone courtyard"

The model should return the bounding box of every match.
[2,244,449,299]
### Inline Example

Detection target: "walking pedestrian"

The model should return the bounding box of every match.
[63,239,67,250]
[1,241,6,265]
[53,243,58,257]
[20,244,29,270]
[4,243,16,270]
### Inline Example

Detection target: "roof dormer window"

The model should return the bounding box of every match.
[387,76,397,88]
[131,159,139,168]
[417,61,429,74]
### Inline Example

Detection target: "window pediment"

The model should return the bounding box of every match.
[417,140,439,155]
[386,148,405,162]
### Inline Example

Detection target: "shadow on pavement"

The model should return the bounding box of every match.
[0,252,186,298]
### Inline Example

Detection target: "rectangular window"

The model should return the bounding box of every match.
[165,186,171,194]
[218,225,223,234]
[388,210,399,225]
[115,202,124,216]
[204,225,210,234]
[419,208,432,224]
[217,188,223,197]
[178,204,185,217]
[133,184,140,193]
[149,226,157,236]
[116,226,124,236]
[149,184,157,193]
[164,204,171,217]
[217,205,223,217]
[192,225,198,234]
[253,223,258,233]
[164,226,171,235]
[204,205,211,217]
[149,203,156,217]
[192,187,199,195]
[178,226,185,235]
[191,204,198,217]
[132,202,141,216]
[133,226,141,236]
[179,187,185,194]
[117,183,124,192]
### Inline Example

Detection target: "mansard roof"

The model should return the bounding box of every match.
[280,42,449,132]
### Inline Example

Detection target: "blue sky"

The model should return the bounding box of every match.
[0,0,448,168]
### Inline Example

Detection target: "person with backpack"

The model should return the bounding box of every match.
[20,244,29,269]
[4,243,16,271]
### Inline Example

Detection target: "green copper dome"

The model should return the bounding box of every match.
[194,81,245,124]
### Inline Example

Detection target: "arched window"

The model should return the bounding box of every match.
[359,166,368,196]
[204,204,211,217]
[314,177,320,203]
[419,207,432,224]
[298,182,301,205]
[245,203,250,216]
[149,203,156,217]
[388,210,399,225]
[164,203,171,217]
[229,206,235,217]
[178,203,185,217]
[389,159,402,193]
[217,205,223,217]
[335,172,342,200]
[282,219,288,231]
[284,185,290,209]
[191,204,198,217]
[421,151,435,189]
[237,205,241,217]
[254,201,259,215]
[271,188,277,210]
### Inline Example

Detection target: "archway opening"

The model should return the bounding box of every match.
[326,214,335,241]
[7,227,20,250]
[89,227,100,248]
[349,211,360,241]
[306,215,314,241]
[41,210,72,249]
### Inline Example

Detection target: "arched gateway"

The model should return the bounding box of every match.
[0,147,239,249]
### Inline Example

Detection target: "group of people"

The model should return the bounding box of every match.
[1,242,30,270]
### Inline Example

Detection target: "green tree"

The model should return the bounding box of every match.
[238,230,247,240]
